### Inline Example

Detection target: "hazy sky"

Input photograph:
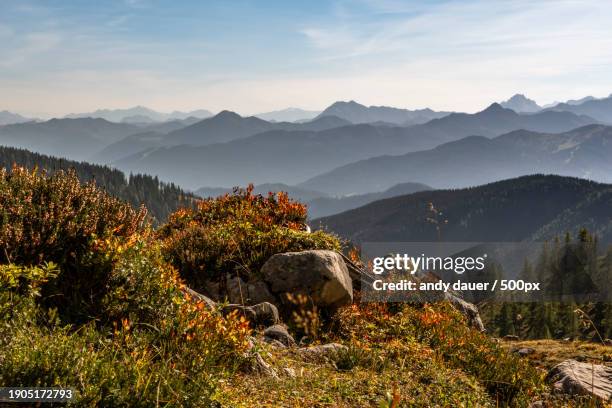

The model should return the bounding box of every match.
[1,0,612,117]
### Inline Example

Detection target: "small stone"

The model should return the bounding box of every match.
[264,324,296,347]
[297,343,348,362]
[513,347,535,357]
[503,335,519,341]
[251,302,279,327]
[283,367,297,378]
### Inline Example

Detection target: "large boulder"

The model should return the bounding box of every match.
[261,250,353,308]
[547,359,612,401]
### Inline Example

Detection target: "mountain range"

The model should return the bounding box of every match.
[0,118,140,161]
[64,106,213,123]
[313,175,612,244]
[0,110,33,126]
[300,124,612,195]
[316,100,450,125]
[112,103,596,189]
[254,108,321,122]
[545,95,612,123]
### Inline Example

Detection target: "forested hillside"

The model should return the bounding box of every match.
[0,145,193,222]
[314,175,612,243]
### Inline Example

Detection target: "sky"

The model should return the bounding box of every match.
[1,0,612,118]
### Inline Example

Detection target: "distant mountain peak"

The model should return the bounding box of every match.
[317,100,448,125]
[0,110,32,125]
[214,110,242,119]
[500,94,542,113]
[483,102,507,113]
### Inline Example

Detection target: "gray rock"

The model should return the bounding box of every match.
[297,343,348,362]
[444,293,486,332]
[222,304,257,322]
[226,275,248,304]
[261,250,353,308]
[513,347,535,357]
[202,280,221,300]
[264,324,296,347]
[249,352,278,378]
[547,359,612,400]
[221,302,279,327]
[181,287,217,309]
[264,338,287,348]
[246,280,277,305]
[503,335,520,341]
[251,302,279,327]
[226,275,277,305]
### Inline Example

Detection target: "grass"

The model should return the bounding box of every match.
[217,340,492,407]
[500,339,612,370]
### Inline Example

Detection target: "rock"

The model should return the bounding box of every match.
[264,325,296,347]
[226,275,248,304]
[202,280,221,300]
[249,352,278,378]
[222,304,257,322]
[263,338,287,348]
[444,293,486,332]
[181,287,217,309]
[513,347,535,357]
[246,280,277,305]
[283,367,297,378]
[503,335,520,341]
[226,275,277,305]
[297,343,348,363]
[221,302,279,327]
[251,302,279,327]
[261,250,353,308]
[547,359,612,401]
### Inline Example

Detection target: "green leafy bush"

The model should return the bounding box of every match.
[158,186,340,290]
[0,166,146,320]
[0,246,251,406]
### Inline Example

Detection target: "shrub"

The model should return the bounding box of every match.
[0,246,252,406]
[0,167,146,320]
[159,186,340,290]
[335,302,544,406]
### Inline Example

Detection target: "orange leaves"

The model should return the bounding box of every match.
[418,305,450,327]
[157,185,339,286]
[177,299,252,353]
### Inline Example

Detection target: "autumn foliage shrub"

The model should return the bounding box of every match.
[158,186,340,290]
[335,302,544,406]
[0,166,146,320]
[0,250,251,406]
[0,168,252,404]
